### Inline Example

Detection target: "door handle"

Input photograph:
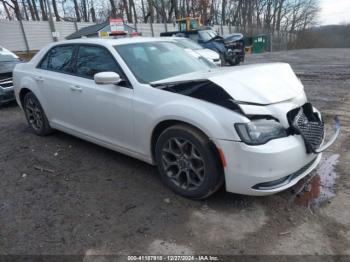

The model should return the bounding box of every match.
[34,76,44,82]
[70,85,82,92]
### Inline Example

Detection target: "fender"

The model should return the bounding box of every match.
[14,65,50,118]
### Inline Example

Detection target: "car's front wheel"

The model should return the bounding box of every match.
[23,92,52,136]
[228,56,240,66]
[155,125,224,199]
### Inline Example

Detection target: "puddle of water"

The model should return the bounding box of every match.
[295,154,339,206]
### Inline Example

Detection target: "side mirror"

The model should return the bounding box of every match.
[94,72,122,85]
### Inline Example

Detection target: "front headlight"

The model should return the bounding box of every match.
[235,119,287,145]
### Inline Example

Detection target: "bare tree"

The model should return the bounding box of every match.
[73,0,80,21]
[129,0,137,23]
[38,0,47,20]
[1,0,13,19]
[31,0,39,20]
[21,0,29,20]
[122,0,131,22]
[140,0,146,22]
[10,0,22,20]
[109,0,116,18]
[26,0,36,20]
[51,0,60,21]
[90,0,96,22]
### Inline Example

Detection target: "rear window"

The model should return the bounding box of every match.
[39,45,74,73]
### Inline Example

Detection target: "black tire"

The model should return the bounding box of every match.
[220,54,226,66]
[155,125,224,199]
[23,92,52,136]
[228,56,240,66]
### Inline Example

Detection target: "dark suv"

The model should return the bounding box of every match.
[0,46,21,106]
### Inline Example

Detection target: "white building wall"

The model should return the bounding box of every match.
[22,21,52,50]
[0,20,274,52]
[0,20,27,51]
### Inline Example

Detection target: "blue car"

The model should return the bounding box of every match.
[161,27,245,66]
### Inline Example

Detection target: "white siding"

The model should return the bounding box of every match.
[54,22,77,41]
[1,21,286,52]
[76,22,95,30]
[23,21,52,50]
[2,21,246,51]
[0,20,27,51]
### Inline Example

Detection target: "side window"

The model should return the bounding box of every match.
[75,45,121,79]
[39,45,74,73]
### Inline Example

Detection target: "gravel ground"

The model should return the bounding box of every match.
[0,48,349,258]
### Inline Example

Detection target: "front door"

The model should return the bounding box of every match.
[68,44,135,151]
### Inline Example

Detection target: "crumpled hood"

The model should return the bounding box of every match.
[152,63,305,105]
[224,33,244,43]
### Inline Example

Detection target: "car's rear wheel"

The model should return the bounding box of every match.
[23,92,52,136]
[155,125,224,199]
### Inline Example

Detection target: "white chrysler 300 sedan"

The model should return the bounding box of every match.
[13,38,339,199]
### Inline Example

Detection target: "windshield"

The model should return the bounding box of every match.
[173,38,203,50]
[115,42,211,84]
[198,30,218,42]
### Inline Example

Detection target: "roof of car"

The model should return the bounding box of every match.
[56,37,167,47]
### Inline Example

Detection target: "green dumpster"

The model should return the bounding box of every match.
[252,34,268,53]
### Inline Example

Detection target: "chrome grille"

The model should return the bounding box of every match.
[0,72,12,80]
[0,77,13,89]
[291,105,324,153]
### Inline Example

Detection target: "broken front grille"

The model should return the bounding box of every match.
[288,103,324,154]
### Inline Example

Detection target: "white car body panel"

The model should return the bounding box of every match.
[183,49,220,66]
[195,48,220,61]
[162,37,221,66]
[13,38,331,196]
[194,48,220,66]
[0,46,19,59]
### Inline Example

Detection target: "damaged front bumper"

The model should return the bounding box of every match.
[315,117,340,153]
[218,135,322,195]
[217,109,340,196]
[289,103,340,154]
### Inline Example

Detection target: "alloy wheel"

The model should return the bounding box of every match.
[161,137,205,191]
[25,97,44,131]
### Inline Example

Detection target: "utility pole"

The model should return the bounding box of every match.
[46,0,58,41]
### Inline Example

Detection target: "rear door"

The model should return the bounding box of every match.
[36,45,77,128]
[68,44,135,150]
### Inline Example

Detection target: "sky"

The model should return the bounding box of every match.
[319,0,350,25]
